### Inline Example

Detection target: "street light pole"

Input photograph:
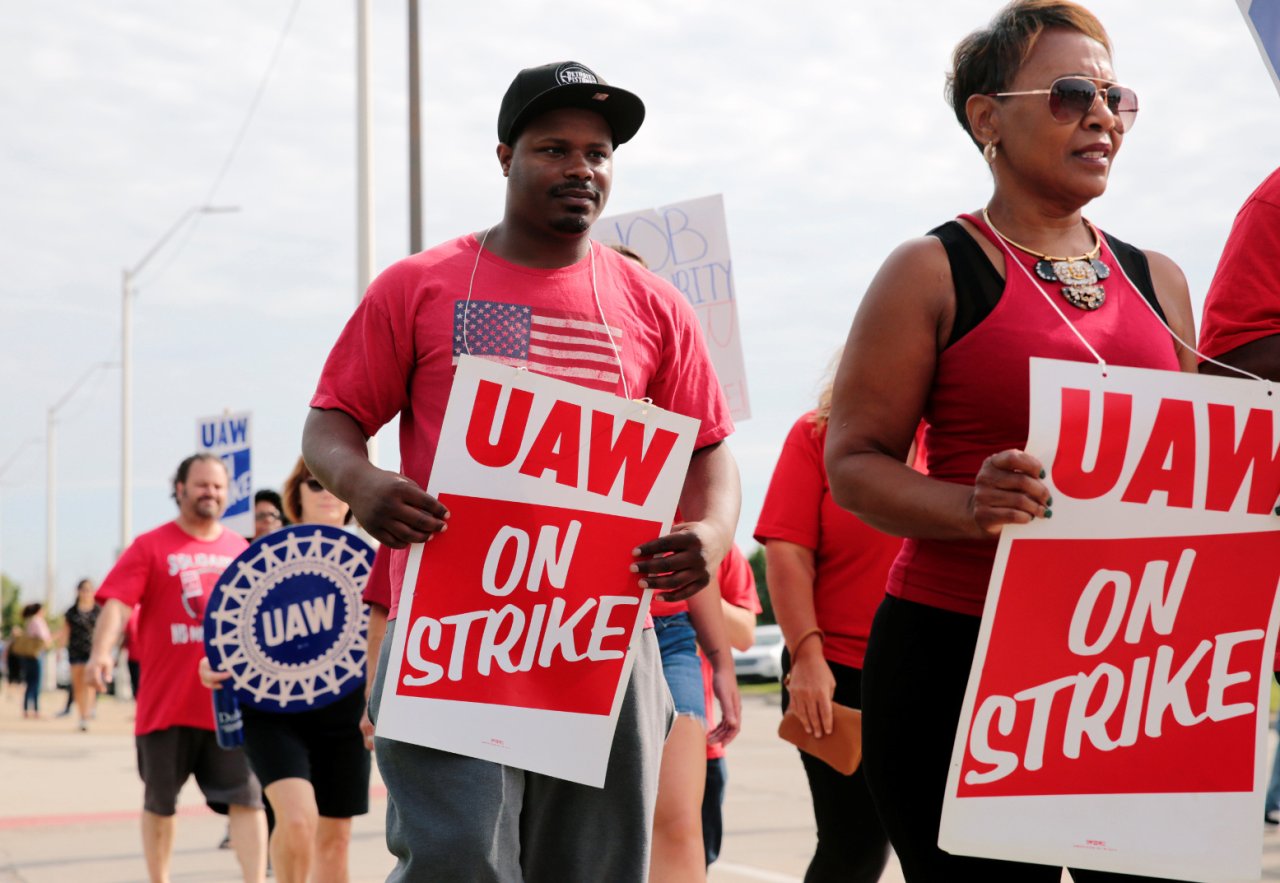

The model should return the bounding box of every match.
[120,205,238,553]
[408,0,423,255]
[356,0,378,467]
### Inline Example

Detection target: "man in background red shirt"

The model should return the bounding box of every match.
[89,454,267,883]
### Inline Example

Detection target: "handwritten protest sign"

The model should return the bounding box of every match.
[375,355,699,786]
[596,195,750,420]
[1238,0,1280,99]
[939,358,1280,882]
[197,411,252,538]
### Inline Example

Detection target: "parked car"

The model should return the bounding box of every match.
[733,624,784,681]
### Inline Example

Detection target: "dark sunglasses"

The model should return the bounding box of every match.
[255,510,282,522]
[989,76,1138,133]
[303,477,326,492]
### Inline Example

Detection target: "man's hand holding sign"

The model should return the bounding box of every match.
[308,356,734,786]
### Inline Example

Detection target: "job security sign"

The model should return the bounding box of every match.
[940,359,1280,882]
[376,355,698,787]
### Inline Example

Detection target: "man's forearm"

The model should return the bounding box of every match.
[90,599,128,660]
[302,408,375,502]
[677,441,741,563]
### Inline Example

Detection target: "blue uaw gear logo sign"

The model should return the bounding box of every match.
[204,524,373,712]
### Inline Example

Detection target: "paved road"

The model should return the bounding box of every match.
[1,685,1278,881]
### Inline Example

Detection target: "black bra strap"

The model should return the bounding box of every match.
[929,221,1168,346]
[928,221,1005,348]
[1102,231,1166,324]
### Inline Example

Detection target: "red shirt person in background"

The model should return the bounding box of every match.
[88,453,267,883]
[1198,166,1280,385]
[755,377,903,882]
[699,545,760,868]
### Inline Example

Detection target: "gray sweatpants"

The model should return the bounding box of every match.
[370,619,673,883]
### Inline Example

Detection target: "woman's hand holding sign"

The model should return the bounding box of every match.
[969,449,1051,537]
[198,656,231,690]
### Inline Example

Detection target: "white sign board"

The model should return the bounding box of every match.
[939,359,1280,882]
[376,356,698,786]
[596,194,750,420]
[197,411,252,538]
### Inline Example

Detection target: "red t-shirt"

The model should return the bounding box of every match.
[1199,167,1280,361]
[701,545,761,760]
[894,214,1179,616]
[754,412,902,669]
[312,236,733,620]
[97,521,247,736]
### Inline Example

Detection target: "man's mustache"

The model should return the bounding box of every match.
[549,182,601,200]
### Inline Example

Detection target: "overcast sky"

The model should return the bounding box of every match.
[3,0,1279,610]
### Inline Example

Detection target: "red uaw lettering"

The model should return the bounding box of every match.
[1051,391,1280,514]
[1120,398,1196,507]
[1205,404,1280,514]
[1052,388,1133,499]
[466,383,678,506]
[519,400,582,486]
[466,381,535,467]
[586,411,680,506]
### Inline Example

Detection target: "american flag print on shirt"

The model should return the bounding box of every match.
[452,300,624,393]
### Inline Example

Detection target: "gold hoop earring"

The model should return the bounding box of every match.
[983,141,998,164]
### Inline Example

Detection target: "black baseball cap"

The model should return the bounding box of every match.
[497,61,645,148]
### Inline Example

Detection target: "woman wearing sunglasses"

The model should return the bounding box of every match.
[824,1,1195,880]
[209,457,370,883]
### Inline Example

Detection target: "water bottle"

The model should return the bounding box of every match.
[212,687,245,749]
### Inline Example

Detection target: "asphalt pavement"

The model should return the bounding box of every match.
[2,683,1279,882]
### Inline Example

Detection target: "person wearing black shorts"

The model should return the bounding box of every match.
[203,457,370,883]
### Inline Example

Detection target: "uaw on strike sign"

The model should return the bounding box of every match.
[376,355,698,786]
[940,359,1280,882]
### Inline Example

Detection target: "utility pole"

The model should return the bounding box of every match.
[120,206,237,551]
[356,0,378,466]
[408,0,423,254]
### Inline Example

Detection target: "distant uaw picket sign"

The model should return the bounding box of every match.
[204,524,373,711]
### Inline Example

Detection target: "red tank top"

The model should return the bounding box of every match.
[886,213,1180,616]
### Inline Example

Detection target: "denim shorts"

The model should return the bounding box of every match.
[653,612,706,724]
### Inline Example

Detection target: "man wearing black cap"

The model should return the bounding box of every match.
[303,61,740,881]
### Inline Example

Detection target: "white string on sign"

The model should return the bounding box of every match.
[982,218,1108,371]
[984,212,1271,394]
[1106,251,1270,391]
[462,231,632,402]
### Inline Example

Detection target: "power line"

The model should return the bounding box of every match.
[141,0,305,290]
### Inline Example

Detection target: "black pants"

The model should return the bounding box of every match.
[781,650,889,883]
[861,594,1178,883]
[701,757,726,866]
